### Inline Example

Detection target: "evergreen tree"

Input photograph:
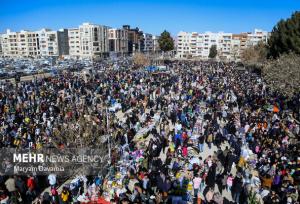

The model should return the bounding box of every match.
[209,45,218,59]
[158,30,174,52]
[268,11,300,58]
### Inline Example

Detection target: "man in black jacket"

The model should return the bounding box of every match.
[198,133,205,152]
[225,151,235,173]
[232,174,243,204]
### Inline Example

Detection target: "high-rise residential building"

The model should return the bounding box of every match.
[0,23,269,59]
[247,29,269,46]
[176,29,269,60]
[21,31,40,57]
[176,31,191,58]
[177,31,220,59]
[57,29,69,56]
[1,30,18,57]
[188,32,197,57]
[18,30,40,57]
[79,23,109,58]
[231,37,241,61]
[201,32,220,58]
[123,25,144,54]
[1,29,40,57]
[108,28,128,56]
[143,33,153,53]
[38,28,69,57]
[68,28,81,57]
[152,35,160,52]
[232,33,248,53]
[219,33,233,60]
[1,23,111,58]
[38,29,59,56]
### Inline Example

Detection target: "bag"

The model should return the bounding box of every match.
[61,191,69,202]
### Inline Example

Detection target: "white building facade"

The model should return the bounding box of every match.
[218,33,233,60]
[108,28,128,56]
[152,35,160,52]
[38,29,59,56]
[177,31,221,59]
[143,33,153,53]
[79,23,109,58]
[176,29,269,60]
[176,31,192,58]
[68,28,81,57]
[1,30,18,57]
[1,29,40,57]
[247,29,269,46]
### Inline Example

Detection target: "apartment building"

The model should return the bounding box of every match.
[38,29,59,56]
[1,29,40,57]
[20,31,40,57]
[1,30,18,57]
[176,29,269,60]
[57,29,69,56]
[219,33,233,60]
[1,23,111,58]
[176,31,191,58]
[177,31,220,59]
[123,25,144,54]
[232,33,248,53]
[202,32,220,58]
[68,28,81,57]
[152,35,160,52]
[247,29,269,46]
[143,33,153,53]
[37,28,69,57]
[79,23,109,58]
[231,37,241,61]
[108,28,128,56]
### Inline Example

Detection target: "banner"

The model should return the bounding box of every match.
[0,148,110,176]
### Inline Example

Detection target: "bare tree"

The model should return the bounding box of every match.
[133,53,150,69]
[263,53,300,97]
[241,42,268,66]
[231,46,240,62]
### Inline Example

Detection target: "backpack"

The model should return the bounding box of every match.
[61,191,69,202]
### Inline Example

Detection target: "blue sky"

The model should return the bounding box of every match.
[0,0,299,35]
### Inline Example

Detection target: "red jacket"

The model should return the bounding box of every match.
[27,177,35,191]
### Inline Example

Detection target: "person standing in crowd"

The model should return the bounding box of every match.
[0,59,299,204]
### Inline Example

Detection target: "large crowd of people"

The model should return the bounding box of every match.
[0,60,299,204]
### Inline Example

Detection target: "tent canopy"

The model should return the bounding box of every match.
[145,66,158,72]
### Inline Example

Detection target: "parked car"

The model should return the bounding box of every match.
[7,70,16,77]
[0,70,8,78]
